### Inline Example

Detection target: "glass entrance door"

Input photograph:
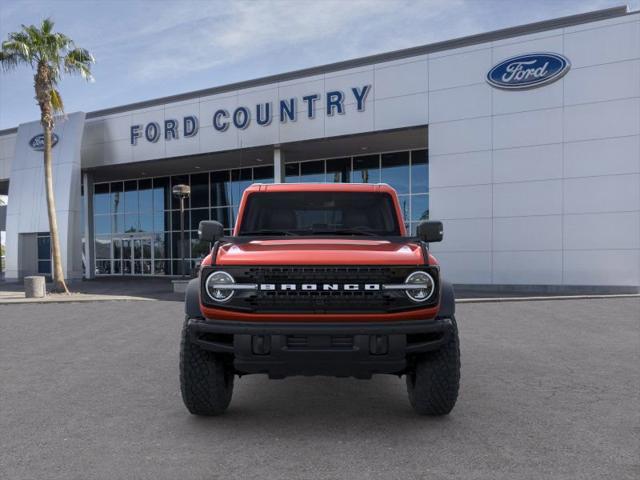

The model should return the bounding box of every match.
[133,237,153,275]
[112,236,153,275]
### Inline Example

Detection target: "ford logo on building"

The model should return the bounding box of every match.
[487,53,570,90]
[29,133,59,151]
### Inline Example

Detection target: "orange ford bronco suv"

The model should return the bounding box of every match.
[181,183,459,415]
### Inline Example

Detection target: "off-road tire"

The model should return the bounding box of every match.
[406,316,460,415]
[180,317,234,416]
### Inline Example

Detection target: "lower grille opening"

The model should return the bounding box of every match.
[286,335,355,350]
[287,335,308,348]
[407,332,444,345]
[331,335,354,348]
[198,333,234,347]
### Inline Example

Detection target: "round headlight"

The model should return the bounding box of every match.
[404,271,435,302]
[205,271,235,303]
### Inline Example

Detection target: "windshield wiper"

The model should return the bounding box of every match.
[239,229,299,236]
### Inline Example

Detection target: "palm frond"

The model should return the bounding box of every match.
[41,17,54,35]
[2,39,29,56]
[50,88,64,113]
[22,24,42,48]
[2,34,33,66]
[64,47,94,81]
[53,32,72,50]
[0,51,20,70]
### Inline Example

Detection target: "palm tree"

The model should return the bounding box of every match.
[0,196,5,275]
[0,18,94,293]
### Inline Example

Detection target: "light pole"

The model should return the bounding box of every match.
[172,184,191,277]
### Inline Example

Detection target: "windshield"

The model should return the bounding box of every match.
[238,191,401,236]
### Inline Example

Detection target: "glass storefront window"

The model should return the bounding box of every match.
[153,233,167,259]
[211,171,231,207]
[124,213,139,233]
[94,215,110,235]
[300,160,325,183]
[153,177,170,211]
[154,260,170,275]
[326,158,350,183]
[211,207,232,229]
[253,165,273,183]
[92,148,428,276]
[285,163,299,182]
[397,195,410,224]
[190,173,209,208]
[231,168,252,205]
[112,214,124,234]
[411,149,428,193]
[190,208,209,230]
[353,155,379,183]
[113,238,122,260]
[139,212,153,232]
[96,260,111,275]
[172,232,190,259]
[381,151,410,194]
[111,182,123,215]
[95,236,111,259]
[411,194,429,221]
[124,180,138,212]
[138,179,153,212]
[172,210,187,232]
[153,211,168,232]
[94,183,110,214]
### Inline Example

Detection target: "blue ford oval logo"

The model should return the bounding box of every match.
[29,133,59,151]
[487,53,570,90]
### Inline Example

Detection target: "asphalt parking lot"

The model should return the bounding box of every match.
[1,298,638,480]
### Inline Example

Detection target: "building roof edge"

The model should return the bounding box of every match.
[0,5,631,135]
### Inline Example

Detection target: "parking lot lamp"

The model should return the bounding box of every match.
[172,184,191,277]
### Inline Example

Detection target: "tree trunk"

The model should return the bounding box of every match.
[36,63,69,294]
[43,122,69,294]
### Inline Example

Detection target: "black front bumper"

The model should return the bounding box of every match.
[187,318,453,378]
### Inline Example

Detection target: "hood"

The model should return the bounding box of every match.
[216,238,425,265]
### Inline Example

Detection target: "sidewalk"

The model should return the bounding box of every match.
[0,277,183,304]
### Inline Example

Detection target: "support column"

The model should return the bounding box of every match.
[82,172,95,279]
[273,147,286,183]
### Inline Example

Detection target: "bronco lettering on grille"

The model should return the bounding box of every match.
[259,283,382,291]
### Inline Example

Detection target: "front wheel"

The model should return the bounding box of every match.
[406,316,460,415]
[180,317,234,416]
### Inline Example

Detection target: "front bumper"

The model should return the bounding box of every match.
[187,317,453,378]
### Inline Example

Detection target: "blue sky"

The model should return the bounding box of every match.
[0,0,634,130]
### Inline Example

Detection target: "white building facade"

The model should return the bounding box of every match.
[0,6,638,292]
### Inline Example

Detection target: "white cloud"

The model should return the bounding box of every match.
[95,0,472,81]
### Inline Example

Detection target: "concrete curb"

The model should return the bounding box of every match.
[457,293,640,304]
[0,295,154,305]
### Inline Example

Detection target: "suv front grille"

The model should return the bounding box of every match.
[200,265,439,314]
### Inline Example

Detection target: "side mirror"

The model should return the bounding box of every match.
[416,220,443,243]
[198,220,224,242]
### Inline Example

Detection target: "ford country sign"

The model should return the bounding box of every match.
[487,53,570,90]
[29,133,59,151]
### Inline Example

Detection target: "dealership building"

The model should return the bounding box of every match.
[0,6,638,292]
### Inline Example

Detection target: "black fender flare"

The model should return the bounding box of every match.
[436,279,455,319]
[184,278,203,319]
